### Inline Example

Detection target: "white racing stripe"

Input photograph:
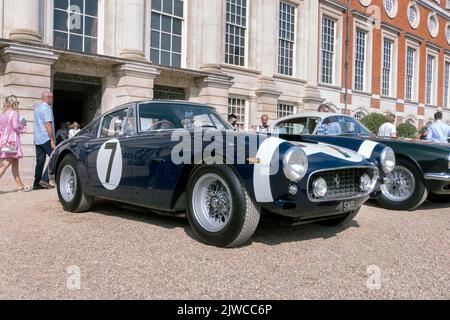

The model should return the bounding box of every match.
[358,140,379,159]
[253,137,285,203]
[307,143,363,162]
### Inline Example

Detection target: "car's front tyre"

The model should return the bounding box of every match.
[56,155,93,213]
[186,165,260,248]
[377,159,428,211]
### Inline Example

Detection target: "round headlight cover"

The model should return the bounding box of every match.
[313,177,328,198]
[283,147,308,182]
[381,147,396,173]
[360,174,372,192]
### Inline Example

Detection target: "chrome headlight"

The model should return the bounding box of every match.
[380,147,396,173]
[313,177,328,198]
[283,147,308,182]
[360,174,372,192]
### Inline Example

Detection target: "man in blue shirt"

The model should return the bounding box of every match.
[32,91,56,190]
[426,112,450,144]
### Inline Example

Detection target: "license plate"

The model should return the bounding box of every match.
[340,200,356,212]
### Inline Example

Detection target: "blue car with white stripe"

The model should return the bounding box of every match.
[49,101,393,247]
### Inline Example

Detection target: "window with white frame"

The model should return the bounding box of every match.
[277,104,295,118]
[383,0,398,18]
[426,53,437,106]
[428,14,439,38]
[382,38,393,96]
[405,47,416,101]
[321,15,336,84]
[150,0,184,68]
[354,28,367,91]
[444,61,450,109]
[407,2,420,29]
[53,0,99,53]
[228,98,246,131]
[225,0,247,66]
[278,2,296,76]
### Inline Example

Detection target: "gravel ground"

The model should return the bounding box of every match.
[0,181,449,300]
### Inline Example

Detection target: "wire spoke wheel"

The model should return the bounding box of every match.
[192,174,233,233]
[381,166,416,202]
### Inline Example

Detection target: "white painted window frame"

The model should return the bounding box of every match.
[404,38,420,103]
[380,28,398,98]
[352,17,373,93]
[319,4,343,87]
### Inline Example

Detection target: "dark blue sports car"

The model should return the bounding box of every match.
[49,101,393,247]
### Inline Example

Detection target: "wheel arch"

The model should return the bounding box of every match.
[171,156,250,211]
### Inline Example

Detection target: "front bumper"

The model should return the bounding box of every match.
[262,194,369,219]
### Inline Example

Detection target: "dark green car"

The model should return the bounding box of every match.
[270,113,450,211]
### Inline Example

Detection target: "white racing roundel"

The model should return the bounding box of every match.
[96,138,123,190]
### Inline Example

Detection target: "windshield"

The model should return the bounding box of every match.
[275,117,321,134]
[138,103,232,131]
[275,116,372,136]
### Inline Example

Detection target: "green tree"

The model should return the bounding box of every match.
[397,123,418,139]
[360,113,386,134]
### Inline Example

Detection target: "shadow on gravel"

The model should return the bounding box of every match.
[88,199,360,247]
[250,217,360,246]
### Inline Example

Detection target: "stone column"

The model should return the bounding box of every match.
[195,73,234,116]
[116,0,146,61]
[112,62,160,106]
[301,0,322,111]
[0,44,58,177]
[252,0,277,75]
[255,76,281,123]
[3,0,42,43]
[200,0,224,69]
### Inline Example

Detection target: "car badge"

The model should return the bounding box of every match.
[334,174,341,189]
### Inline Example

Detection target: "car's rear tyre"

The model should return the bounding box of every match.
[377,159,428,211]
[186,165,260,248]
[317,208,360,227]
[56,155,93,213]
[428,192,450,203]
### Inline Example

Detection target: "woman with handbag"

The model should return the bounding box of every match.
[0,95,31,192]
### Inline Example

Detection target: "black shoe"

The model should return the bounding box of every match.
[33,185,46,191]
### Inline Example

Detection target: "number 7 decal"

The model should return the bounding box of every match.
[104,142,118,184]
[96,139,123,190]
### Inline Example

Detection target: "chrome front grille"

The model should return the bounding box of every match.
[308,167,372,201]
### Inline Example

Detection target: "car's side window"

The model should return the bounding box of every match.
[100,109,128,138]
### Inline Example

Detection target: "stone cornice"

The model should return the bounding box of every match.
[425,41,442,52]
[404,32,425,44]
[1,44,58,65]
[113,62,160,79]
[380,22,402,35]
[416,0,450,20]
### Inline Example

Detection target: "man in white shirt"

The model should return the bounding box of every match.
[378,114,397,138]
[426,112,450,144]
[256,115,270,133]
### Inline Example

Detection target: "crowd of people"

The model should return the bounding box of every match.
[0,91,82,193]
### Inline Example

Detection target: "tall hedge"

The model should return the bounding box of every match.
[360,113,386,134]
[397,123,417,139]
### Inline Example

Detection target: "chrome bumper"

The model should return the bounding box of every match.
[424,173,450,182]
